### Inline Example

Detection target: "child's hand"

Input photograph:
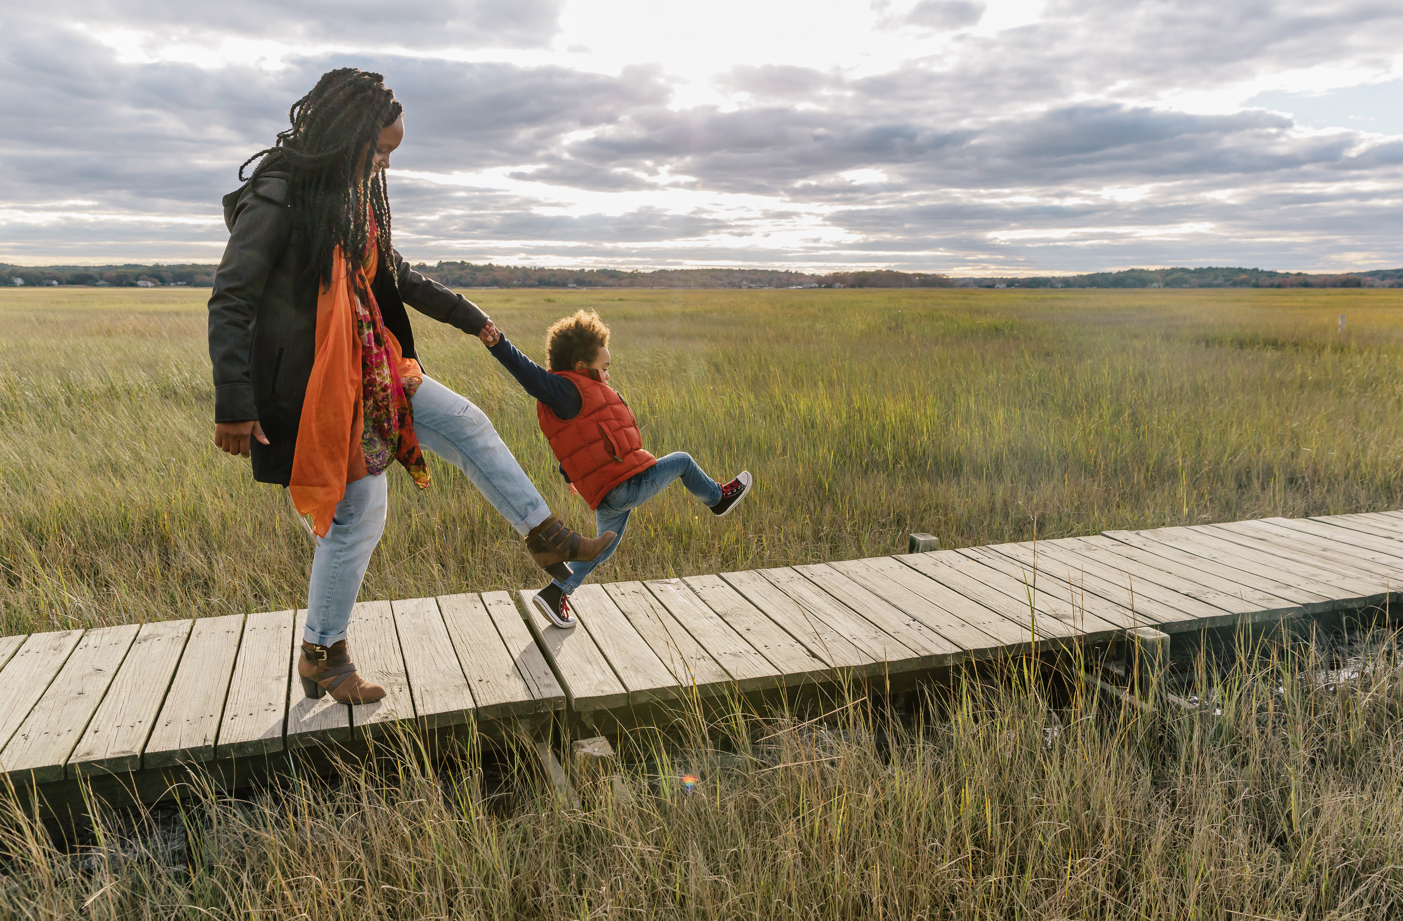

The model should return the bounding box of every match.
[478,320,501,347]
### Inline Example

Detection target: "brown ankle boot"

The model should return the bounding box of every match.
[298,640,386,703]
[525,516,616,581]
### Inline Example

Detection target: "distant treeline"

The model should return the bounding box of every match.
[0,264,214,288]
[958,266,1403,289]
[3,262,1400,290]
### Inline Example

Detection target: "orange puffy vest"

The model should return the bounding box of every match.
[537,370,657,510]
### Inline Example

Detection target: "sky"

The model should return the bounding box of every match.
[3,0,1403,275]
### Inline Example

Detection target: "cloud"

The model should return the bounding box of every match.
[57,0,566,50]
[4,0,1403,271]
[875,0,987,32]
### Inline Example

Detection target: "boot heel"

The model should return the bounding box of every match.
[300,675,326,699]
[545,562,572,581]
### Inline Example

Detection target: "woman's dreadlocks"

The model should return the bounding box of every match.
[240,68,402,291]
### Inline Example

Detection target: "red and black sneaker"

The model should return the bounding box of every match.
[533,584,575,629]
[710,470,753,517]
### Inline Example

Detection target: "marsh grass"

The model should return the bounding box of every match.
[2,286,1401,634]
[4,633,1403,919]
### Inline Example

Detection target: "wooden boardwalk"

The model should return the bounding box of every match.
[3,511,1401,813]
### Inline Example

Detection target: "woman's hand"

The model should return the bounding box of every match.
[478,320,501,347]
[214,420,270,458]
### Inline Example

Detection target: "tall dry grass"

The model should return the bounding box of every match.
[1,286,1401,635]
[3,635,1402,919]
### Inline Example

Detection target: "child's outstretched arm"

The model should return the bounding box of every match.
[479,323,583,420]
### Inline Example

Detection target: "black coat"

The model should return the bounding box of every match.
[207,171,488,486]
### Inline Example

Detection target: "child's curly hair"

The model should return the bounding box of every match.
[545,309,610,371]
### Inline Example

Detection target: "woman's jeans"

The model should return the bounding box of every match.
[553,452,722,595]
[303,376,552,646]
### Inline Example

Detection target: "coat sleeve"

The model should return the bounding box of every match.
[207,180,290,423]
[390,248,489,334]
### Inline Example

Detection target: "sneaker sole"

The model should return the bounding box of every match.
[532,593,576,629]
[713,474,753,518]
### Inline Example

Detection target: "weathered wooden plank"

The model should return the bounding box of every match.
[959,546,1161,633]
[682,574,833,682]
[1098,531,1311,619]
[69,619,191,779]
[1061,535,1272,626]
[1309,513,1403,543]
[827,557,1016,652]
[392,597,474,729]
[568,584,681,705]
[285,610,352,750]
[604,582,734,695]
[2,624,140,785]
[480,592,564,712]
[517,589,629,712]
[144,614,244,769]
[1141,525,1379,603]
[1274,516,1403,571]
[0,631,81,754]
[348,601,414,738]
[1176,522,1386,591]
[221,609,298,757]
[720,569,875,671]
[792,563,963,660]
[645,578,785,690]
[758,567,927,672]
[895,551,1086,644]
[984,539,1219,628]
[0,636,27,679]
[439,593,535,719]
[1215,519,1403,587]
[952,548,1129,639]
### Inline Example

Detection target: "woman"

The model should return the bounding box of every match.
[208,68,612,703]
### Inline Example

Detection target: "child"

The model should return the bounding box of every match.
[479,310,752,627]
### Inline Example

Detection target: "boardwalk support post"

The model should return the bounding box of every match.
[533,738,580,809]
[908,533,939,553]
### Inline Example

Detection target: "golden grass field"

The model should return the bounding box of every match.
[4,285,1403,918]
[3,285,1403,635]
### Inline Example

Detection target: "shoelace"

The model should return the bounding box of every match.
[559,595,573,620]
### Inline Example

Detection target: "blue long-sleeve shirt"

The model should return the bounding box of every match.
[486,335,583,420]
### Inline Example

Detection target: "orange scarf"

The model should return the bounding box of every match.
[289,236,428,537]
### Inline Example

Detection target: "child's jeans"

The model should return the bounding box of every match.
[553,452,723,595]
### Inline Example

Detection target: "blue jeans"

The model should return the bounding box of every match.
[303,375,552,646]
[553,452,722,595]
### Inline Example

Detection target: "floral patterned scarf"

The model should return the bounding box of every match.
[289,213,429,538]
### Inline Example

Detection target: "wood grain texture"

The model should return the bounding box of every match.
[645,578,782,690]
[480,591,564,712]
[720,569,874,670]
[1206,520,1400,589]
[220,610,296,758]
[828,557,1024,652]
[983,539,1220,628]
[69,619,191,778]
[894,551,1084,645]
[682,574,833,682]
[145,614,244,768]
[1094,532,1305,621]
[392,597,474,729]
[517,589,628,711]
[571,584,681,704]
[957,547,1139,635]
[793,563,963,661]
[2,624,140,785]
[605,581,733,695]
[1160,524,1378,595]
[348,601,415,738]
[759,567,924,670]
[0,631,82,754]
